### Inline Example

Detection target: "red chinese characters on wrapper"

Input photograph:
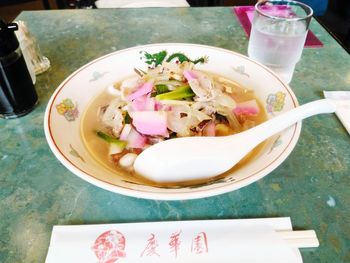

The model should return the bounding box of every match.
[91,230,126,263]
[191,232,209,254]
[169,230,182,258]
[140,233,160,257]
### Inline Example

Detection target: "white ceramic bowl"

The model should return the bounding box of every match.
[44,43,300,200]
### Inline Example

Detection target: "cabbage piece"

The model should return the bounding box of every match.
[191,108,212,123]
[213,92,237,110]
[166,103,192,136]
[143,62,186,83]
[100,98,126,137]
[163,100,211,137]
[186,71,217,102]
[188,81,210,101]
[192,101,216,116]
[161,62,184,75]
[161,101,194,136]
[120,76,143,100]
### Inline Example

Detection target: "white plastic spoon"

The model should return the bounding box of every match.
[134,99,336,183]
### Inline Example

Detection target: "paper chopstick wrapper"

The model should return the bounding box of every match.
[323,91,350,135]
[15,20,51,80]
[45,217,311,263]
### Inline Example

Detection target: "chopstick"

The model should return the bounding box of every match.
[277,230,319,248]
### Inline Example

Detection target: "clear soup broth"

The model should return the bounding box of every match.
[81,70,268,187]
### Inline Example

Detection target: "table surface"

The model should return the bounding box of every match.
[1,7,349,263]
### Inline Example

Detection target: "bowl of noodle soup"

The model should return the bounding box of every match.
[44,43,300,200]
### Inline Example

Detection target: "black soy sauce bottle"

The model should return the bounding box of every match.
[0,20,38,119]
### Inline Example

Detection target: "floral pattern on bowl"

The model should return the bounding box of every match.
[266,92,286,115]
[56,98,79,121]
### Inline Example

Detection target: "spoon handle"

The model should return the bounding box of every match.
[238,99,336,148]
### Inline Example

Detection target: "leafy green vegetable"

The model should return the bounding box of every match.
[96,131,127,148]
[151,84,170,97]
[155,85,195,100]
[155,84,170,94]
[124,112,132,124]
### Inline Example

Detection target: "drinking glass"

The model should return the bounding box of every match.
[247,0,313,83]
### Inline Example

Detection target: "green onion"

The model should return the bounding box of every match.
[155,84,170,94]
[155,85,195,100]
[151,84,170,97]
[96,131,127,148]
[124,112,131,124]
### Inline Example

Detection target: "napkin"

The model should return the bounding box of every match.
[323,91,350,135]
[45,217,305,263]
[233,6,324,48]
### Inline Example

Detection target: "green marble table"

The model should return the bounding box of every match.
[0,7,349,263]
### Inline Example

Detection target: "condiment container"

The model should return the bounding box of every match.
[0,20,38,119]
